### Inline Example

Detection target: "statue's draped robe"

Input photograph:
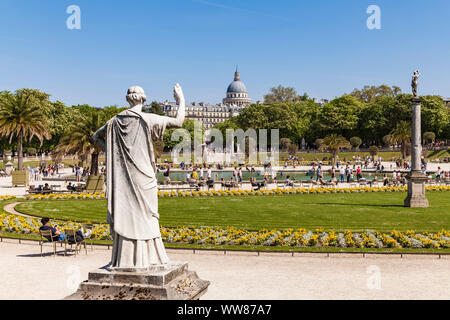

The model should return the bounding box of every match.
[105,109,170,268]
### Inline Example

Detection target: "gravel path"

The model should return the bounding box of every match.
[3,202,35,218]
[1,240,449,300]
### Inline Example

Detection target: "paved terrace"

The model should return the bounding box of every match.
[0,240,449,300]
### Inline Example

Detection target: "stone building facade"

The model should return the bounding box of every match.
[161,69,252,129]
[444,98,450,108]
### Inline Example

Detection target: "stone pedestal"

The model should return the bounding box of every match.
[404,171,429,208]
[65,262,210,300]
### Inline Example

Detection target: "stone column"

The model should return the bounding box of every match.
[404,97,429,207]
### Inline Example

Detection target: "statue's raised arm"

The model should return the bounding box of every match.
[165,83,185,128]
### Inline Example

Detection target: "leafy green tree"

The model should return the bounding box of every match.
[236,104,297,142]
[163,119,204,149]
[280,138,291,151]
[145,102,165,116]
[387,121,411,159]
[317,95,362,138]
[423,132,435,144]
[420,96,449,139]
[0,89,52,170]
[350,85,402,103]
[263,85,299,103]
[349,136,362,150]
[318,134,351,163]
[100,105,128,124]
[369,145,379,160]
[55,109,104,175]
[357,95,410,143]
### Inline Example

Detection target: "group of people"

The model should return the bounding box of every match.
[39,217,91,243]
[28,164,63,181]
[73,165,91,182]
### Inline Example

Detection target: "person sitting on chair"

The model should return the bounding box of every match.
[39,217,91,242]
[43,183,51,191]
[39,217,66,242]
[206,178,214,189]
[285,176,294,187]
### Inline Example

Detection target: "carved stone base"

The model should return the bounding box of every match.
[65,262,210,300]
[404,171,429,208]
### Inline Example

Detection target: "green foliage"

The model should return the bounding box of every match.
[26,147,37,156]
[350,84,402,103]
[369,145,379,157]
[317,95,362,138]
[145,101,165,116]
[0,89,52,170]
[318,134,351,162]
[263,85,300,103]
[349,136,362,149]
[55,107,106,174]
[388,121,411,159]
[163,119,204,149]
[423,132,435,143]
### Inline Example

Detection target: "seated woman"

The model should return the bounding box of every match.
[369,176,378,187]
[330,177,338,186]
[309,177,318,185]
[285,176,294,187]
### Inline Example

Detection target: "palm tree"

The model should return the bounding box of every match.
[318,134,351,163]
[55,110,103,176]
[0,90,51,171]
[387,121,411,159]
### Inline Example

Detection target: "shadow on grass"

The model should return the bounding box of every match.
[317,203,405,208]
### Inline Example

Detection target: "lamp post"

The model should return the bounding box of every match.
[404,70,429,207]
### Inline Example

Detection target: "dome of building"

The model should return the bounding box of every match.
[222,68,252,108]
[226,70,247,93]
[227,80,247,93]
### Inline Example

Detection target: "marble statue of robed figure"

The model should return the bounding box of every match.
[92,84,185,269]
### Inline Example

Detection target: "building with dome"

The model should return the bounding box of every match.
[160,69,252,129]
[222,69,252,107]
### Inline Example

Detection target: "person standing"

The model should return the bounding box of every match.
[339,167,345,183]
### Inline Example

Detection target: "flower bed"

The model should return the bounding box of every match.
[0,196,16,201]
[25,192,105,201]
[1,212,449,248]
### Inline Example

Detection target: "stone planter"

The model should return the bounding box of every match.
[86,175,105,193]
[12,170,29,187]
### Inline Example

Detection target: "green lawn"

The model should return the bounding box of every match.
[14,191,450,232]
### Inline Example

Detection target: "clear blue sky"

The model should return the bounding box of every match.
[0,0,449,107]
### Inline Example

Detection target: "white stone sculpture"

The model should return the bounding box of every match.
[92,84,185,269]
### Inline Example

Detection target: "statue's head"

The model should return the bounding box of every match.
[126,86,147,106]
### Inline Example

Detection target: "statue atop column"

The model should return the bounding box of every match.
[411,70,420,98]
[405,70,429,208]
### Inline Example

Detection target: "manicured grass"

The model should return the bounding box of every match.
[426,149,450,161]
[14,191,450,232]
